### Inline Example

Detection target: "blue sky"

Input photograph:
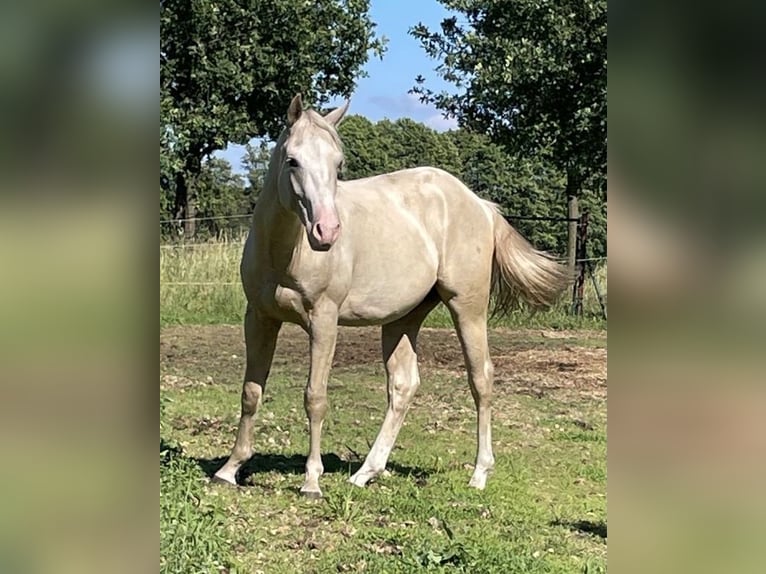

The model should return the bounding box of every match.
[217,0,456,173]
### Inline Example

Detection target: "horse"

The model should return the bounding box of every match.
[212,94,569,498]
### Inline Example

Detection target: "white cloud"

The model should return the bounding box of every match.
[424,113,458,132]
[367,93,424,116]
[367,92,457,131]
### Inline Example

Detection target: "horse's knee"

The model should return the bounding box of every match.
[241,381,263,415]
[304,386,328,419]
[391,374,418,415]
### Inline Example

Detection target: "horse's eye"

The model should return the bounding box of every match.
[286,157,300,168]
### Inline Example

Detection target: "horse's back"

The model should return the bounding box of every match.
[339,166,493,231]
[339,166,496,263]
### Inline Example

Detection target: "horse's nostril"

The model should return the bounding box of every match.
[315,223,323,238]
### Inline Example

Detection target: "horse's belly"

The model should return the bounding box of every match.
[337,294,431,326]
[337,269,436,326]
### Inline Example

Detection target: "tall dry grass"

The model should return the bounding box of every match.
[160,236,606,329]
[160,237,247,325]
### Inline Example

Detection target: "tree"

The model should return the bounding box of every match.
[376,118,461,175]
[194,157,249,238]
[161,157,249,240]
[337,115,391,179]
[161,0,385,237]
[338,115,460,179]
[411,0,607,268]
[241,141,273,198]
[447,129,565,253]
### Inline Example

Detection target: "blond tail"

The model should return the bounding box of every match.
[490,210,572,316]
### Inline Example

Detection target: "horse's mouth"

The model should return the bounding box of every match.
[306,232,334,252]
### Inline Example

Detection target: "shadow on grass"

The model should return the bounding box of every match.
[160,438,183,465]
[552,519,607,539]
[195,452,433,486]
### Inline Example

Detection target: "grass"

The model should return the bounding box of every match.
[160,235,607,572]
[160,439,233,574]
[160,325,607,573]
[160,237,607,329]
[160,239,245,326]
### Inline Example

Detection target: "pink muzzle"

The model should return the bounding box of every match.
[309,206,341,250]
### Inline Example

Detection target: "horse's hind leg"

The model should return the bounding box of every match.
[349,296,439,487]
[442,297,495,489]
[213,305,281,485]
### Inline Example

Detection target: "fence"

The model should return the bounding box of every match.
[161,212,606,319]
[505,213,606,319]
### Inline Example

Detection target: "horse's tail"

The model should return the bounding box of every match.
[490,207,572,317]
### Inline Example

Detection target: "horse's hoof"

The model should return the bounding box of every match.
[300,488,323,499]
[211,474,238,486]
[348,476,366,488]
[468,472,488,490]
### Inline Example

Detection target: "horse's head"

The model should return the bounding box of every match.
[277,93,349,251]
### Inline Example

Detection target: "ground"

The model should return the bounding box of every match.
[160,324,607,573]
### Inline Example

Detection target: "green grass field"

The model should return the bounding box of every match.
[160,324,606,573]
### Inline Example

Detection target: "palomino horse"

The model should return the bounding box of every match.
[213,94,569,497]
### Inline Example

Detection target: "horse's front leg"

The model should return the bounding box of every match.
[214,305,282,485]
[300,302,339,498]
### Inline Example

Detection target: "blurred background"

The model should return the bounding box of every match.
[0,0,156,572]
[610,1,766,573]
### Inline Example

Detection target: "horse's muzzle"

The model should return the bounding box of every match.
[310,220,340,250]
[308,204,341,250]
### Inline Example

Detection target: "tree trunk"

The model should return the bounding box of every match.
[173,152,202,240]
[173,171,188,238]
[184,197,197,239]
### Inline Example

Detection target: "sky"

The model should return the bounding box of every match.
[216,0,457,173]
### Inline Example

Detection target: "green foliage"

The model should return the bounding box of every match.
[338,115,461,179]
[411,0,607,191]
[447,129,567,253]
[242,140,273,197]
[375,118,461,175]
[196,158,250,227]
[161,0,385,145]
[161,0,385,233]
[161,157,251,240]
[337,115,389,179]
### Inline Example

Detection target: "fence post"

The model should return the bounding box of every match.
[567,194,580,271]
[587,261,608,319]
[571,211,589,316]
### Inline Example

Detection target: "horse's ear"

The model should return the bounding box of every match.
[323,100,350,126]
[287,93,303,126]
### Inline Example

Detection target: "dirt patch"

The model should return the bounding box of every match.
[161,324,606,400]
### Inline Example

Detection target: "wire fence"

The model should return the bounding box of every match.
[160,212,607,318]
[160,214,252,224]
[160,212,584,225]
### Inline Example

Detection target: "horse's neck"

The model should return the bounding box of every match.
[252,181,303,268]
